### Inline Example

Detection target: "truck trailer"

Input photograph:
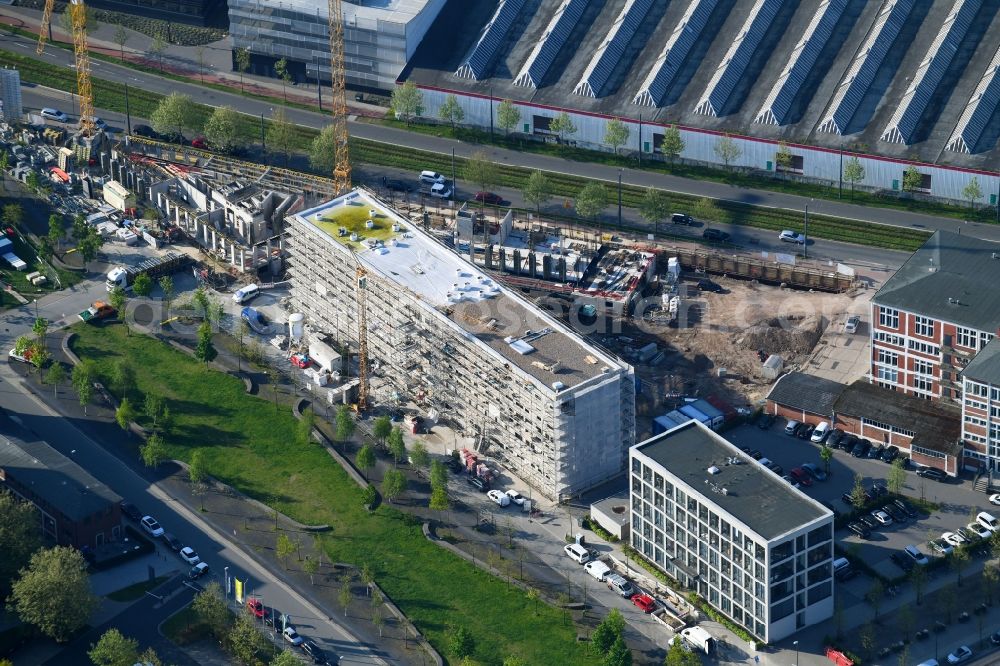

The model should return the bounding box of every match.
[106,251,191,292]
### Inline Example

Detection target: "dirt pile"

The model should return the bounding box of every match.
[737,315,824,357]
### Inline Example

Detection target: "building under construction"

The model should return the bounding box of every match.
[286,189,636,500]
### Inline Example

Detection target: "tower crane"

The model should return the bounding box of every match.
[327,0,352,195]
[37,0,96,137]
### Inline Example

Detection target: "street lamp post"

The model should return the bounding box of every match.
[803,203,810,259]
[33,298,38,321]
[793,640,799,666]
[617,170,623,229]
[224,566,229,598]
[260,112,266,151]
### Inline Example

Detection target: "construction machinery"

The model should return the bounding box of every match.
[37,0,96,137]
[326,0,351,195]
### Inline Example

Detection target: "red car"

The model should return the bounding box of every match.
[474,191,504,205]
[192,136,208,149]
[631,593,656,613]
[789,467,813,487]
[246,597,268,619]
[290,353,312,369]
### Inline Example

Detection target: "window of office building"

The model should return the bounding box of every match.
[879,307,899,329]
[914,316,934,337]
[877,349,898,365]
[913,359,935,376]
[877,366,898,383]
[957,327,978,349]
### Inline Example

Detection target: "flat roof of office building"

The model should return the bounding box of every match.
[292,189,627,390]
[634,421,831,541]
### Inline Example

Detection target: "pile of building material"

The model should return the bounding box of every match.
[737,315,823,357]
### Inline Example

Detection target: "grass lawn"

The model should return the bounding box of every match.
[161,606,212,646]
[70,323,597,666]
[105,575,170,602]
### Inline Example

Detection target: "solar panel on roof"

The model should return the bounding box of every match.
[817,0,915,135]
[694,0,785,116]
[880,0,980,144]
[513,0,589,89]
[946,38,1000,152]
[455,0,529,81]
[573,0,655,98]
[633,0,720,108]
[754,0,849,126]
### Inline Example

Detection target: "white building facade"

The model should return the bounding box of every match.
[630,421,834,643]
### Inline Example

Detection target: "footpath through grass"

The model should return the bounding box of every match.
[1,44,930,252]
[70,323,596,666]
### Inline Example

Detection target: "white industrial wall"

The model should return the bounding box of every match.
[415,85,1000,207]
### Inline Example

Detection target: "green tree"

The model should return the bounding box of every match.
[592,608,625,655]
[72,361,94,414]
[387,428,405,466]
[298,407,315,446]
[309,125,339,173]
[32,316,49,345]
[843,156,865,201]
[113,24,129,62]
[149,33,167,73]
[266,108,295,166]
[639,188,671,235]
[775,142,793,173]
[713,134,742,169]
[338,575,352,616]
[887,458,907,495]
[549,112,577,143]
[575,182,608,223]
[604,635,632,666]
[335,404,355,444]
[522,170,553,218]
[143,394,165,429]
[195,321,217,363]
[429,485,450,513]
[391,81,423,126]
[818,444,833,475]
[0,490,42,595]
[694,198,724,227]
[274,57,291,103]
[450,626,475,659]
[227,612,268,665]
[2,203,23,228]
[276,533,295,569]
[850,472,868,509]
[109,286,127,335]
[910,558,927,604]
[952,546,970,586]
[661,125,684,162]
[10,546,97,642]
[984,563,1000,604]
[430,459,448,489]
[88,628,139,666]
[410,441,430,470]
[189,449,208,484]
[45,361,66,398]
[77,225,104,265]
[381,469,407,504]
[438,94,465,131]
[270,651,301,666]
[158,275,174,317]
[503,658,528,666]
[464,151,501,214]
[664,639,701,666]
[867,579,884,621]
[38,237,54,262]
[191,581,228,637]
[150,92,197,140]
[139,432,167,468]
[133,272,153,298]
[25,170,41,194]
[28,341,50,375]
[604,118,630,156]
[110,359,136,398]
[235,47,251,93]
[48,213,64,251]
[303,556,320,585]
[497,99,521,136]
[361,484,377,510]
[0,150,8,189]
[963,177,983,213]
[356,443,376,481]
[372,415,392,445]
[203,106,244,154]
[903,165,924,192]
[115,396,136,431]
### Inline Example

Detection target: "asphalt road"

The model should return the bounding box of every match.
[3,27,998,254]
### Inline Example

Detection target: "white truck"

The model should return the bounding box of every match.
[679,627,717,655]
[105,251,191,292]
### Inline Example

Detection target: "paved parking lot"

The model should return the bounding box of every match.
[725,422,997,587]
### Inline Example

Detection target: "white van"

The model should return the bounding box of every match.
[584,560,611,581]
[811,421,831,443]
[419,170,446,185]
[233,284,260,304]
[563,543,590,564]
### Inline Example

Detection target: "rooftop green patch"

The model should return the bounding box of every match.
[310,201,402,251]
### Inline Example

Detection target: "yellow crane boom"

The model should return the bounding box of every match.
[36,0,55,54]
[327,0,351,195]
[71,0,95,136]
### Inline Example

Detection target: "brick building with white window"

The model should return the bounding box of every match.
[630,420,834,643]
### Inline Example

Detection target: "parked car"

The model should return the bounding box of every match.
[192,136,208,149]
[894,499,918,518]
[990,494,1000,506]
[881,445,900,463]
[826,429,844,448]
[40,107,69,122]
[702,229,730,242]
[132,124,158,139]
[384,179,412,193]
[871,510,893,526]
[977,511,999,532]
[782,475,801,489]
[506,490,525,505]
[838,433,858,451]
[160,131,187,145]
[844,315,861,333]
[564,543,590,564]
[852,440,872,458]
[811,422,831,443]
[179,546,200,565]
[930,539,953,556]
[917,467,947,482]
[757,414,775,429]
[246,597,268,619]
[487,489,510,507]
[429,183,452,199]
[466,476,489,492]
[868,444,885,459]
[801,463,827,481]
[749,449,763,460]
[968,522,992,539]
[241,307,270,335]
[992,631,1000,646]
[904,545,929,565]
[301,640,329,664]
[671,213,695,225]
[890,551,914,572]
[120,501,142,521]
[797,424,814,440]
[161,533,182,552]
[767,463,784,476]
[584,560,612,582]
[697,278,723,293]
[858,515,879,530]
[882,504,907,523]
[290,353,312,369]
[606,574,634,597]
[779,230,806,244]
[632,593,657,613]
[848,522,871,539]
[784,420,801,435]
[140,516,164,537]
[947,646,972,664]
[189,562,210,579]
[282,626,304,647]
[474,191,504,205]
[789,468,813,487]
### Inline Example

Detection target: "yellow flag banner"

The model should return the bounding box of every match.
[235,578,244,604]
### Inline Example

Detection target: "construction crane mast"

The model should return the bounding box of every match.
[36,0,95,137]
[327,0,352,195]
[355,265,369,411]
